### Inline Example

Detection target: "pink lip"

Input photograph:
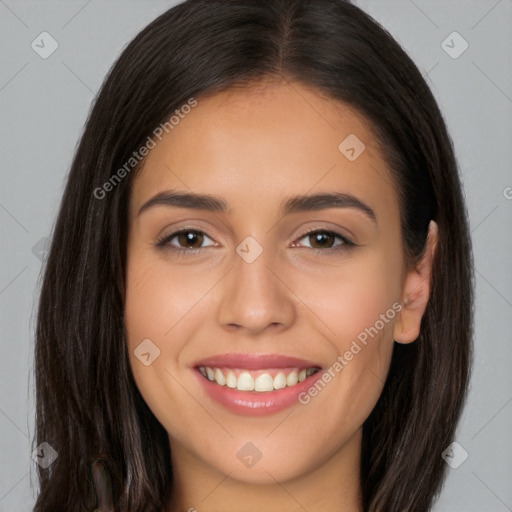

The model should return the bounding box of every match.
[193,353,321,370]
[193,353,324,416]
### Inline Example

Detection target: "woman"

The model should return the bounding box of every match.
[32,0,473,511]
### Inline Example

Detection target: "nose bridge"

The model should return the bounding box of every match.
[216,242,295,333]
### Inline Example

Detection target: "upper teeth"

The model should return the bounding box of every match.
[198,366,318,392]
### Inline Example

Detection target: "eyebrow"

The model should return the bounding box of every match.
[137,190,377,223]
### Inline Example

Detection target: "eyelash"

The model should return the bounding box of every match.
[155,228,356,256]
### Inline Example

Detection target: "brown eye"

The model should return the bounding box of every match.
[308,232,337,249]
[176,230,204,249]
[156,229,215,251]
[292,229,355,253]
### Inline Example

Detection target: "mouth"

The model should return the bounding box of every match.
[197,366,321,392]
[193,353,325,416]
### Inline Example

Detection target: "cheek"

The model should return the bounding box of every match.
[294,251,402,426]
[302,248,402,350]
[123,252,227,417]
[124,254,211,352]
[124,255,192,402]
[124,255,203,438]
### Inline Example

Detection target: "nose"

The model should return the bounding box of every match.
[215,246,296,336]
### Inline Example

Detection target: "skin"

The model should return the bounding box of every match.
[124,78,438,512]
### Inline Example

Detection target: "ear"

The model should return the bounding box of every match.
[393,220,438,344]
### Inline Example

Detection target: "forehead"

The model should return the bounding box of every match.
[130,79,398,215]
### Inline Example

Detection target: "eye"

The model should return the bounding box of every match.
[156,229,215,251]
[155,228,356,255]
[292,229,355,252]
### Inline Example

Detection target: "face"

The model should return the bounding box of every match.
[124,79,427,487]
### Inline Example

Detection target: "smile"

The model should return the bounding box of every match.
[193,353,325,416]
[198,366,320,392]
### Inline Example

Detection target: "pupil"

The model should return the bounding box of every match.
[180,231,202,248]
[312,233,332,248]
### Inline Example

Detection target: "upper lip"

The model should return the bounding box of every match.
[193,353,322,370]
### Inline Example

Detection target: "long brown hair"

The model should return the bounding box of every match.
[32,1,473,510]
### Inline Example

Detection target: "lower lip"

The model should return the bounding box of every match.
[194,369,325,416]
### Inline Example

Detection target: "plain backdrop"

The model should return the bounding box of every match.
[0,1,511,510]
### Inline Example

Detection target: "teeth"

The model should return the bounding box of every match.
[286,371,298,387]
[226,370,237,389]
[254,373,274,392]
[237,372,254,391]
[273,372,287,390]
[214,368,226,386]
[198,366,319,392]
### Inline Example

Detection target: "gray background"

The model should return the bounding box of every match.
[0,0,511,510]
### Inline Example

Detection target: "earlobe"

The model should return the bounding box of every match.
[393,220,439,344]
